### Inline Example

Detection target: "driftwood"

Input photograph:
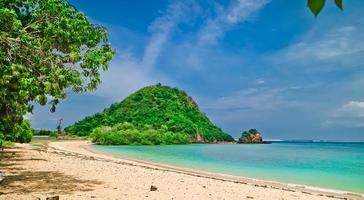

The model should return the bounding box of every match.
[46,196,60,200]
[0,173,5,183]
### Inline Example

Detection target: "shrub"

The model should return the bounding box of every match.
[33,129,57,136]
[90,122,192,145]
[48,131,58,138]
[0,120,32,145]
[14,120,33,143]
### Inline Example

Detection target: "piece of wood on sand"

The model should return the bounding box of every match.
[0,173,5,183]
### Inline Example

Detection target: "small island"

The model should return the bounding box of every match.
[238,129,270,144]
[65,84,235,145]
[64,84,272,145]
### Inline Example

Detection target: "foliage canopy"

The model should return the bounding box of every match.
[0,0,115,138]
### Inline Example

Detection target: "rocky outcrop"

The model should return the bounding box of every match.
[150,185,158,191]
[238,132,262,143]
[238,129,264,144]
[186,96,198,108]
[192,133,206,143]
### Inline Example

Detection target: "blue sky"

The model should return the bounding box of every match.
[30,0,364,140]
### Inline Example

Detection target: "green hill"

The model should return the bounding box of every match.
[65,84,234,143]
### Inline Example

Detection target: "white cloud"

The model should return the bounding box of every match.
[342,101,364,114]
[322,101,364,128]
[142,2,191,68]
[198,0,269,45]
[94,54,165,101]
[270,25,364,68]
[179,0,269,70]
[255,78,265,84]
[94,1,193,100]
[201,87,301,113]
[196,86,306,130]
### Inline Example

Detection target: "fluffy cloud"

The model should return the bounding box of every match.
[172,0,270,70]
[198,0,269,45]
[201,86,303,114]
[322,101,364,128]
[342,101,364,114]
[93,1,194,100]
[93,54,166,101]
[270,24,364,69]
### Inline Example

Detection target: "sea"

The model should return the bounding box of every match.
[91,141,364,194]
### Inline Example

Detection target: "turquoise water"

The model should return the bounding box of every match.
[91,142,364,193]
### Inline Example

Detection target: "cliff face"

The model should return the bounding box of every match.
[238,129,263,144]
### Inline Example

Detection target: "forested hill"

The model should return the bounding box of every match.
[65,84,234,143]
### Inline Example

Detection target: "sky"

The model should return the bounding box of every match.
[30,0,364,141]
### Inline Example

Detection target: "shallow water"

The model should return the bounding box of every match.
[91,142,364,193]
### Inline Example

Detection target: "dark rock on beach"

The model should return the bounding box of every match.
[150,185,158,191]
[46,196,60,200]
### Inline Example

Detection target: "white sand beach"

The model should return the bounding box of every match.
[0,140,363,200]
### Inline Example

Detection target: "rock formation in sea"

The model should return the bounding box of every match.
[238,129,264,144]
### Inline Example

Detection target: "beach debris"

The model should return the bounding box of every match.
[0,173,5,183]
[301,191,312,195]
[46,196,59,200]
[150,185,158,191]
[246,196,254,199]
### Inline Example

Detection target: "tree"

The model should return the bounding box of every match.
[0,0,115,138]
[307,0,343,17]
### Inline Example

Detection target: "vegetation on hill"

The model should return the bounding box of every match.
[66,84,234,144]
[90,122,191,145]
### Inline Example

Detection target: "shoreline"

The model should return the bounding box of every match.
[49,140,364,199]
[83,144,357,195]
[1,140,363,200]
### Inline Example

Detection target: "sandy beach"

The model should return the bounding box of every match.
[0,140,363,200]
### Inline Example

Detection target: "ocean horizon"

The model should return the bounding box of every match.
[92,141,364,194]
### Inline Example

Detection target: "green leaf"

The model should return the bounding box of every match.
[0,0,114,137]
[307,0,326,17]
[335,0,343,10]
